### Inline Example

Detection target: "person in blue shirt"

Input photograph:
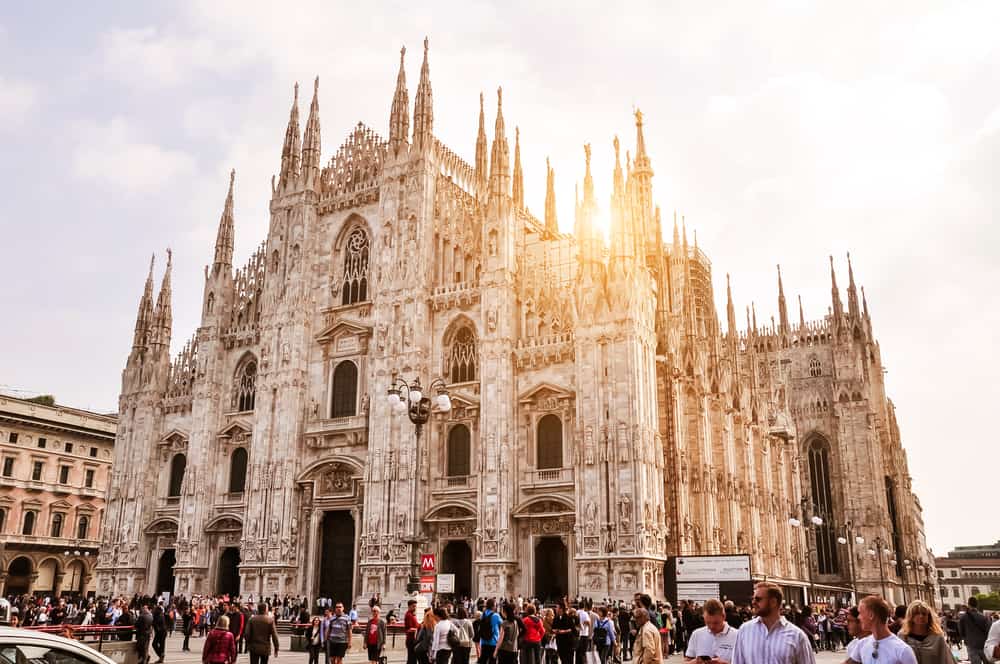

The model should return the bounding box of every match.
[478,599,503,664]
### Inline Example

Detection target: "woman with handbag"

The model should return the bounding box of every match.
[415,609,439,664]
[497,604,521,664]
[305,616,323,664]
[541,609,559,664]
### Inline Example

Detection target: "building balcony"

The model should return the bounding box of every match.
[304,415,368,449]
[431,282,480,311]
[521,467,574,490]
[432,475,475,494]
[1,533,100,550]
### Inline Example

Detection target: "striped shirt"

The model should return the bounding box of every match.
[731,616,816,664]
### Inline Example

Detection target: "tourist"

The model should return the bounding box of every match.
[630,609,660,664]
[432,606,457,664]
[846,596,917,664]
[898,600,951,664]
[479,599,503,664]
[983,614,1000,663]
[452,606,476,664]
[365,606,387,664]
[327,603,353,664]
[961,597,991,664]
[182,607,194,652]
[152,604,168,663]
[406,600,421,664]
[416,609,440,664]
[307,617,324,664]
[683,599,737,664]
[204,615,237,664]
[135,604,154,664]
[542,608,559,664]
[520,604,544,664]
[730,582,815,664]
[845,606,872,663]
[497,603,521,664]
[552,602,580,664]
[245,603,280,664]
[592,605,616,664]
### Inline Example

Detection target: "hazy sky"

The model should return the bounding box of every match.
[1,2,997,555]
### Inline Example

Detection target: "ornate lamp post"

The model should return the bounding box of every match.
[836,521,865,604]
[867,535,892,599]
[386,372,451,593]
[789,498,824,607]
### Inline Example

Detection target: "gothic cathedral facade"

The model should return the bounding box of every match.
[97,41,935,607]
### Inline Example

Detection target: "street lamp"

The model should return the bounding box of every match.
[386,371,451,594]
[836,522,864,604]
[868,535,892,599]
[789,498,824,607]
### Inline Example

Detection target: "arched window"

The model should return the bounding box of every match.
[537,415,563,470]
[447,425,471,477]
[809,357,822,377]
[233,357,257,412]
[22,510,36,535]
[446,327,478,384]
[807,438,839,575]
[331,361,358,418]
[168,454,186,497]
[51,512,64,538]
[228,447,248,494]
[77,515,90,540]
[206,292,215,314]
[0,508,5,533]
[342,228,370,305]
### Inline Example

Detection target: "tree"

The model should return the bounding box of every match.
[974,592,1000,611]
[26,394,56,406]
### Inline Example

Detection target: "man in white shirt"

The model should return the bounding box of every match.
[980,617,1000,663]
[685,599,738,664]
[848,596,916,664]
[731,582,815,664]
[577,599,593,664]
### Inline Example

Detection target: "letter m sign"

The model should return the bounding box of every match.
[420,554,436,572]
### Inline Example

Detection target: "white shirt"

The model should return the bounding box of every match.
[686,624,738,663]
[579,610,592,638]
[431,618,455,657]
[846,637,864,662]
[985,620,1000,663]
[731,616,816,664]
[852,634,917,664]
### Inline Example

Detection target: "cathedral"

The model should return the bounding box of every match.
[97,40,936,608]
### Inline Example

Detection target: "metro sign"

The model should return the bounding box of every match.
[420,553,436,572]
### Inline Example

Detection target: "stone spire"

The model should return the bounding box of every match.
[488,87,510,200]
[512,127,524,209]
[302,77,322,190]
[847,251,861,321]
[412,37,433,153]
[388,46,409,156]
[631,108,654,250]
[132,254,156,351]
[279,83,301,190]
[544,157,558,235]
[474,92,488,196]
[152,249,173,350]
[777,264,790,336]
[575,144,601,269]
[799,294,806,330]
[610,135,633,263]
[213,170,236,272]
[726,274,737,337]
[830,255,843,318]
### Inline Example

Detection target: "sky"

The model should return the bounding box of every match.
[0,1,997,555]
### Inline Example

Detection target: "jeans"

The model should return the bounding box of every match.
[249,654,270,664]
[969,648,986,664]
[479,644,497,664]
[575,637,592,664]
[182,633,191,651]
[436,650,453,664]
[453,646,472,664]
[557,648,575,664]
[136,637,151,664]
[520,642,541,664]
[308,645,322,664]
[152,632,166,660]
[497,652,517,664]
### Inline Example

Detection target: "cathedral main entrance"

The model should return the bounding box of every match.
[534,537,568,603]
[319,510,355,604]
[441,540,473,598]
[5,557,32,595]
[217,547,240,597]
[156,549,176,594]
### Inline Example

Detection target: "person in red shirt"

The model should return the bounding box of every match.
[406,600,421,664]
[366,606,387,664]
[522,604,545,664]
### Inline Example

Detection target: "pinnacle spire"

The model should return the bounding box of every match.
[279,83,301,189]
[830,255,843,319]
[726,273,737,337]
[512,127,524,209]
[847,251,861,320]
[152,249,173,350]
[474,92,487,196]
[544,157,558,235]
[132,254,156,350]
[213,170,236,270]
[777,264,789,336]
[388,46,410,155]
[488,87,510,200]
[799,294,806,329]
[412,37,433,153]
[302,77,321,189]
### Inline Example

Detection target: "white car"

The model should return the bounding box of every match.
[0,628,121,664]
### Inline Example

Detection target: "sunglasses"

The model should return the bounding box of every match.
[872,639,879,660]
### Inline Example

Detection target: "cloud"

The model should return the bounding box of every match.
[0,76,38,129]
[72,117,196,194]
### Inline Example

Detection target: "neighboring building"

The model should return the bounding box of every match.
[0,395,116,598]
[937,542,1000,610]
[97,41,934,608]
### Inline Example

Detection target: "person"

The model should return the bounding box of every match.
[183,607,195,652]
[417,609,440,664]
[432,607,457,664]
[800,606,818,653]
[983,615,1000,663]
[552,602,579,664]
[452,606,476,664]
[365,606,387,664]
[497,603,520,664]
[228,604,246,659]
[153,604,168,663]
[631,609,660,664]
[326,603,353,664]
[730,582,815,664]
[617,603,632,661]
[845,606,872,664]
[684,599,737,664]
[542,608,559,664]
[480,599,503,664]
[592,606,616,664]
[961,597,991,664]
[136,604,154,664]
[575,600,592,664]
[845,596,917,664]
[724,602,742,631]
[245,603,280,664]
[204,615,238,664]
[404,600,422,664]
[521,604,545,664]
[897,600,951,664]
[306,617,324,664]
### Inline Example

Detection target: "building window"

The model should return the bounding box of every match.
[22,510,36,535]
[808,358,822,377]
[953,587,960,597]
[341,228,370,305]
[51,513,64,538]
[537,414,563,470]
[330,361,359,418]
[446,425,471,477]
[233,356,257,412]
[0,509,5,533]
[941,586,948,597]
[32,461,43,481]
[65,442,73,453]
[59,466,70,484]
[85,469,95,488]
[8,432,17,443]
[228,448,248,493]
[37,437,46,449]
[951,570,958,577]
[808,437,839,575]
[168,454,186,497]
[938,570,944,578]
[2,457,12,477]
[446,327,478,384]
[76,515,90,540]
[90,447,97,458]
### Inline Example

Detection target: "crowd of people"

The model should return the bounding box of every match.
[4,587,1000,664]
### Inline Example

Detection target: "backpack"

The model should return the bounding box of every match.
[414,627,430,656]
[593,619,608,644]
